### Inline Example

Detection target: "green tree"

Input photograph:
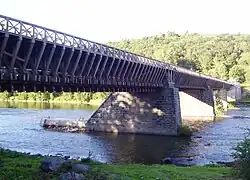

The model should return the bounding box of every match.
[16,92,28,101]
[210,62,228,80]
[28,92,36,101]
[176,58,200,71]
[81,93,92,103]
[92,92,109,100]
[0,91,10,100]
[108,33,250,84]
[49,93,55,101]
[237,52,250,66]
[229,65,245,83]
[73,92,82,102]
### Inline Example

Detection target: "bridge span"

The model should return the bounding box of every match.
[0,15,240,135]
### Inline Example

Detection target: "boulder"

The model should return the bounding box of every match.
[71,164,91,172]
[43,119,85,128]
[59,172,85,180]
[40,157,68,172]
[42,119,85,132]
[161,157,193,166]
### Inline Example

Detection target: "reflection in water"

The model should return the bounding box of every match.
[91,133,192,164]
[0,101,249,165]
[0,101,97,110]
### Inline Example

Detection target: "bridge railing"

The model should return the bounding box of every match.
[0,14,232,86]
[170,64,232,85]
[0,14,167,68]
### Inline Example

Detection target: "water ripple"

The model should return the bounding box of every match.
[0,102,250,164]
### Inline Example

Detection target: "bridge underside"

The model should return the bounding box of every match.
[179,88,215,121]
[0,81,160,92]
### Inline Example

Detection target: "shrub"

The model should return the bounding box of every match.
[228,102,236,109]
[0,91,10,100]
[49,92,55,101]
[232,130,250,179]
[81,93,93,103]
[27,92,37,101]
[92,92,109,100]
[214,97,225,115]
[15,92,28,101]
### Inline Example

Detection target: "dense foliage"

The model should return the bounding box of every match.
[232,130,250,179]
[109,33,250,83]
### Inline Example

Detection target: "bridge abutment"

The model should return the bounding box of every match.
[179,87,215,121]
[86,87,182,136]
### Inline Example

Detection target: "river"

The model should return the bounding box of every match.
[0,101,249,165]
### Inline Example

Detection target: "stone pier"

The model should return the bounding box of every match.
[86,87,182,136]
[179,87,215,121]
[86,85,233,135]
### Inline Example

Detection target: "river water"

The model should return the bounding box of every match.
[0,101,249,165]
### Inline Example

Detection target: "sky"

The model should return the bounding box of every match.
[0,0,249,43]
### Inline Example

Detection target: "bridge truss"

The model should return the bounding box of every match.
[0,14,232,92]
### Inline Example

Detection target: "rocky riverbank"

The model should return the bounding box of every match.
[161,156,239,168]
[0,149,234,180]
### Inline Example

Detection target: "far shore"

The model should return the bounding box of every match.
[0,99,103,106]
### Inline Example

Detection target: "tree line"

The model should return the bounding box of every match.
[0,91,109,104]
[109,32,250,83]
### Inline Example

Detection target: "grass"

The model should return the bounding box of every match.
[92,163,233,180]
[0,149,236,180]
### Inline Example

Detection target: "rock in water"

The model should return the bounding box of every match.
[42,119,85,132]
[59,172,85,180]
[161,157,193,166]
[40,157,68,172]
[71,164,91,172]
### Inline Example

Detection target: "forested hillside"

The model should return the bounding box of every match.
[109,32,250,83]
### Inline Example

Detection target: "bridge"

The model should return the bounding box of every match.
[0,14,241,135]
